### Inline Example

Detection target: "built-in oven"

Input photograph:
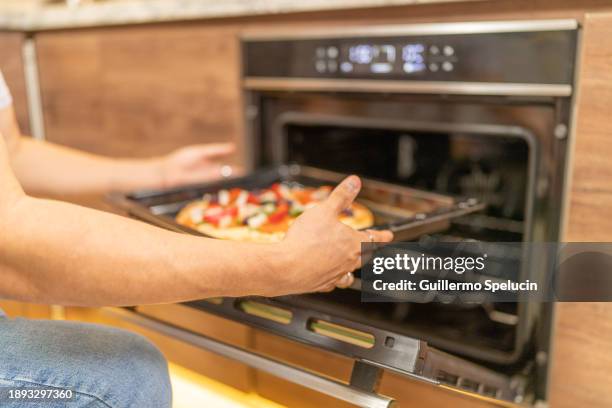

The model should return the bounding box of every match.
[109,19,579,407]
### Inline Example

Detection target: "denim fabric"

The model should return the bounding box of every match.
[0,318,172,408]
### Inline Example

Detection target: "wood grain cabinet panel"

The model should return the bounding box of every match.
[0,32,49,319]
[0,300,51,319]
[35,24,243,162]
[549,12,612,408]
[564,12,612,240]
[0,31,30,136]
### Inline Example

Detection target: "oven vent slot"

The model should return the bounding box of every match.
[479,384,500,398]
[435,370,459,386]
[458,377,480,392]
[308,319,375,349]
[436,369,500,399]
[237,300,293,325]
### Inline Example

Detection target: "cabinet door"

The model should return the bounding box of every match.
[35,24,243,162]
[550,12,612,408]
[0,32,49,319]
[0,31,30,136]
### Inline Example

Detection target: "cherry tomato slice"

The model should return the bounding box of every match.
[270,183,284,200]
[204,206,237,226]
[228,188,242,203]
[292,190,312,205]
[268,202,289,224]
[247,193,260,204]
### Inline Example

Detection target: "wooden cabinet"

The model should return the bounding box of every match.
[0,31,30,134]
[548,12,612,408]
[33,23,244,210]
[35,24,244,162]
[563,12,612,242]
[0,300,51,319]
[0,31,49,319]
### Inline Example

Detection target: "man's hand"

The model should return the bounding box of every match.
[158,143,236,188]
[273,175,393,295]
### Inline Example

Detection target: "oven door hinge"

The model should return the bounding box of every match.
[350,361,385,394]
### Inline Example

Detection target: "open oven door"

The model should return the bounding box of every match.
[104,303,523,408]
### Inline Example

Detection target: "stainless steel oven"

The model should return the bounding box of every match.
[110,19,579,407]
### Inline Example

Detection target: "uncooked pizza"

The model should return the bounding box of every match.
[176,182,374,243]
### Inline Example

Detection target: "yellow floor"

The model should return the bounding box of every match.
[169,363,285,408]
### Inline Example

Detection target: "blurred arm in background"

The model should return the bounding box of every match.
[0,90,234,196]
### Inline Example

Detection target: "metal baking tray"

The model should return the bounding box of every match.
[107,164,484,241]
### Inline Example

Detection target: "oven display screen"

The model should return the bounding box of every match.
[402,44,427,74]
[346,44,396,74]
[338,43,427,75]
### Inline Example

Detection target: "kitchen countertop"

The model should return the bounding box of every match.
[0,0,479,31]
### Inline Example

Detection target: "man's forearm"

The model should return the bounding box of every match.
[11,137,164,196]
[0,195,283,306]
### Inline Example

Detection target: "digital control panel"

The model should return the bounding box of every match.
[314,42,457,76]
[243,28,577,84]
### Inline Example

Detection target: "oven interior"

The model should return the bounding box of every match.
[283,122,529,240]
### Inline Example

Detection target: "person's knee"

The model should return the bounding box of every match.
[103,329,172,408]
[0,320,172,408]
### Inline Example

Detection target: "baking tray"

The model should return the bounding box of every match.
[107,164,484,241]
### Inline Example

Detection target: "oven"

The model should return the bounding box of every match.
[109,19,579,407]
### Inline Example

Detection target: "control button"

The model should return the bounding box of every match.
[429,62,439,72]
[316,47,326,59]
[340,62,354,73]
[327,46,339,59]
[327,60,338,73]
[403,62,426,74]
[429,45,440,55]
[315,60,327,73]
[443,45,455,56]
[442,61,454,72]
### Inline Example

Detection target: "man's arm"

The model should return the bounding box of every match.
[1,105,234,196]
[0,134,392,306]
[0,133,277,305]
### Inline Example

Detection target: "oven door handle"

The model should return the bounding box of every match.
[104,307,395,408]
